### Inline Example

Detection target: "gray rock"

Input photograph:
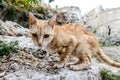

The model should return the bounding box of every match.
[3,58,120,80]
[9,63,19,71]
[0,35,120,80]
[0,20,29,36]
[83,6,120,46]
[60,6,84,24]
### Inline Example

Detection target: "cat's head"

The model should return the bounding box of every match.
[29,12,56,48]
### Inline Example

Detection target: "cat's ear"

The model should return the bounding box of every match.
[29,12,37,25]
[48,15,56,28]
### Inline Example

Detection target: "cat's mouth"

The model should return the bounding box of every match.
[37,43,47,48]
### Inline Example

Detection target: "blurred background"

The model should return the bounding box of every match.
[0,0,120,80]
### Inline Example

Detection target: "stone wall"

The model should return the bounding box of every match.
[84,6,120,46]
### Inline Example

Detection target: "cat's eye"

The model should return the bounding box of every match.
[43,34,49,38]
[32,33,38,37]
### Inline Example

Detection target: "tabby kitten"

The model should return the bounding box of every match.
[29,12,120,70]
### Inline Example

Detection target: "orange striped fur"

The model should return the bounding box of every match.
[29,12,120,70]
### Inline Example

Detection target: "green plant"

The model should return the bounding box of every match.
[4,0,49,14]
[92,26,98,34]
[100,68,120,80]
[49,0,54,3]
[0,0,2,3]
[13,0,38,9]
[0,40,19,56]
[5,0,40,12]
[100,41,106,46]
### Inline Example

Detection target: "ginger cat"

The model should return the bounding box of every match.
[29,12,120,70]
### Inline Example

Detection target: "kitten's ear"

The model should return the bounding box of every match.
[48,15,56,28]
[29,12,37,25]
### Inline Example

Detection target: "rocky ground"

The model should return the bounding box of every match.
[0,16,120,80]
[0,36,120,80]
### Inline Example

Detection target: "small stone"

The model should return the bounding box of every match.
[9,63,19,71]
[0,71,5,77]
[0,66,6,77]
[1,55,8,63]
[0,67,5,72]
[15,59,25,64]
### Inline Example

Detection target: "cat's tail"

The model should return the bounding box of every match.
[97,47,120,68]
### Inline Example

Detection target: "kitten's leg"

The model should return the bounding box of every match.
[54,42,76,68]
[54,52,70,68]
[54,47,73,68]
[64,56,79,67]
[69,41,92,70]
[70,53,91,71]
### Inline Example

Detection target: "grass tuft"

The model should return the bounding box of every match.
[100,68,120,80]
[0,40,19,56]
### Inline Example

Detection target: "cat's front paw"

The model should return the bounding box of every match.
[70,65,82,71]
[54,62,65,68]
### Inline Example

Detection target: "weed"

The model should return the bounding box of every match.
[100,68,120,80]
[0,40,19,56]
[92,26,98,34]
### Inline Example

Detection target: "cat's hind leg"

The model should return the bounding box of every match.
[69,53,91,71]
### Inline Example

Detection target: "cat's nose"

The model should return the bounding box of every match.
[38,43,42,47]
